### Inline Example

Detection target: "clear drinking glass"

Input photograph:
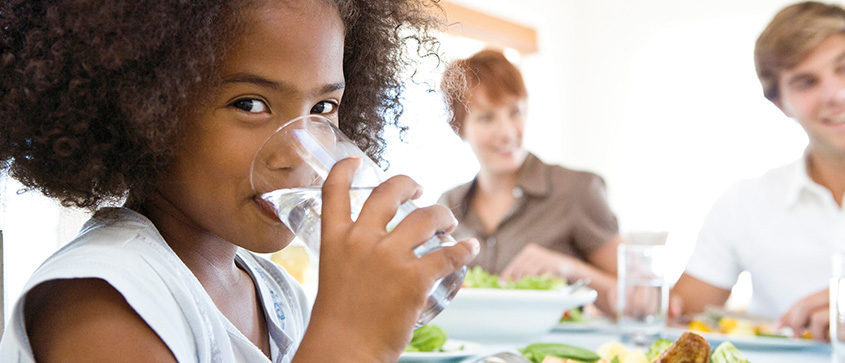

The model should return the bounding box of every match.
[250,115,467,327]
[617,243,668,346]
[831,252,845,362]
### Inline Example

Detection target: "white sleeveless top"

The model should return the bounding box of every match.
[0,207,310,362]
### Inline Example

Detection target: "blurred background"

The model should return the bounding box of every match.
[1,0,830,322]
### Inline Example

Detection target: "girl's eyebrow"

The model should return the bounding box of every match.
[221,73,345,95]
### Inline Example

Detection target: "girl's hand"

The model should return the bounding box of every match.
[296,157,479,362]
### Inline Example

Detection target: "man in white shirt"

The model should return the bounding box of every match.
[671,1,845,341]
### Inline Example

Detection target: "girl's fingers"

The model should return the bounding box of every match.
[355,174,422,229]
[385,204,458,250]
[322,157,361,228]
[418,238,480,279]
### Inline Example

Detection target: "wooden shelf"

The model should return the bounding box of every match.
[437,1,538,54]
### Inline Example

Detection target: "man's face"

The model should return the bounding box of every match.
[776,33,845,158]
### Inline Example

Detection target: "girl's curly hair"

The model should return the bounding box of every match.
[0,0,443,210]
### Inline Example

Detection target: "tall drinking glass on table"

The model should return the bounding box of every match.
[831,252,845,362]
[250,115,467,327]
[617,240,668,346]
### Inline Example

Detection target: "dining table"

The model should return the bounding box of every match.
[442,324,832,363]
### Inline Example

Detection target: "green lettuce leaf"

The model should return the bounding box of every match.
[709,341,751,363]
[404,324,447,353]
[645,338,673,362]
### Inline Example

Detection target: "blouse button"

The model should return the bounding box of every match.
[486,236,497,247]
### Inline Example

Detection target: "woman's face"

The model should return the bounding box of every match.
[461,85,528,175]
[155,0,345,253]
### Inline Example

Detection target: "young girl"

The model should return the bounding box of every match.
[0,0,478,361]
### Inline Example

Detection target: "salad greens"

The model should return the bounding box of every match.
[463,266,568,290]
[644,338,672,361]
[403,324,447,353]
[519,342,600,363]
[560,307,584,322]
[709,341,750,363]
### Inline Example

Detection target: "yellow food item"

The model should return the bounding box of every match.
[688,319,711,333]
[801,330,813,339]
[688,316,769,337]
[541,357,584,363]
[596,342,649,363]
[270,245,310,284]
[718,317,738,333]
[724,319,756,336]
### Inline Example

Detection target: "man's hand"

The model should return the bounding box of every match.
[777,288,830,341]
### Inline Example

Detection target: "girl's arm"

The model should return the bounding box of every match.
[25,278,177,363]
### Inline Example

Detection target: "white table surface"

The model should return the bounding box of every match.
[449,325,831,363]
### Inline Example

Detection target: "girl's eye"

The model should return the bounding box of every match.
[232,98,269,113]
[310,101,337,114]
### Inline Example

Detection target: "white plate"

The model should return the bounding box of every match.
[665,328,829,350]
[553,317,614,332]
[398,340,484,362]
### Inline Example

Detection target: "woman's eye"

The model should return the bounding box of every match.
[232,98,269,113]
[310,101,337,114]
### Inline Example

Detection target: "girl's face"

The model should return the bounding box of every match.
[156,0,345,253]
[461,85,528,175]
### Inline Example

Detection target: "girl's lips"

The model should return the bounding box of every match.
[254,196,283,223]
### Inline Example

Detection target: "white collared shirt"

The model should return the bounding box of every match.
[684,156,845,318]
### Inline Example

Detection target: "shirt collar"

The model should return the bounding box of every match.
[516,153,550,198]
[784,152,830,208]
[455,152,549,217]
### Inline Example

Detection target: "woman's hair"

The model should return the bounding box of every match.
[0,0,443,210]
[440,49,526,136]
[755,1,845,102]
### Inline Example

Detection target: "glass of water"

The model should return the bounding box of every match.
[249,114,467,328]
[832,252,845,362]
[617,243,668,346]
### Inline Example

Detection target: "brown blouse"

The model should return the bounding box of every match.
[437,153,619,274]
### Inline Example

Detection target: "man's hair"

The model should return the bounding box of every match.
[440,49,527,136]
[755,1,845,102]
[0,0,444,210]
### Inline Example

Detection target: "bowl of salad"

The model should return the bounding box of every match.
[429,267,597,343]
